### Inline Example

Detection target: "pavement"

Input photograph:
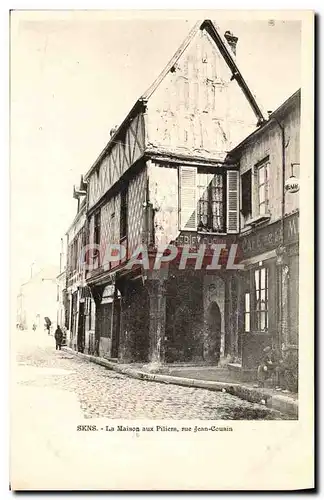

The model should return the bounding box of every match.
[10,329,298,490]
[62,348,298,419]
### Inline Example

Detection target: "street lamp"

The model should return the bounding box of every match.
[285,163,300,194]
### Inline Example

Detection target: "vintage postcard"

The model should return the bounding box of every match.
[10,9,314,490]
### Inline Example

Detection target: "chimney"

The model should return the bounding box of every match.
[110,125,118,137]
[224,31,238,56]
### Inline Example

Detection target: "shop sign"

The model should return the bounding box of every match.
[240,213,299,259]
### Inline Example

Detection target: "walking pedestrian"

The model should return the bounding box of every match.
[54,326,63,350]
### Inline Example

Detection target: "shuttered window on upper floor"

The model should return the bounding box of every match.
[179,166,239,233]
[226,170,240,233]
[179,166,197,231]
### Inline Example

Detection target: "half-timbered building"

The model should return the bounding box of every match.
[82,19,269,365]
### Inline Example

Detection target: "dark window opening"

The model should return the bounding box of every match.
[197,173,225,233]
[94,211,101,246]
[241,169,252,218]
[94,211,101,264]
[120,188,128,239]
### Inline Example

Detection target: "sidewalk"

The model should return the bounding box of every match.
[62,347,298,419]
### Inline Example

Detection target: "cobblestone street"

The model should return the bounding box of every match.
[11,329,294,489]
[13,330,283,420]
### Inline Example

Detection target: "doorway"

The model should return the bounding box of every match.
[206,301,222,364]
[77,302,85,353]
[111,297,121,359]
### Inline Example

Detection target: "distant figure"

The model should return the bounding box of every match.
[44,317,52,335]
[54,326,63,350]
[32,323,37,331]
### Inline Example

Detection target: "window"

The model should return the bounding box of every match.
[254,267,268,331]
[197,173,225,233]
[120,188,128,239]
[244,292,250,332]
[94,211,101,246]
[179,166,239,233]
[93,211,101,264]
[257,161,270,215]
[241,169,252,219]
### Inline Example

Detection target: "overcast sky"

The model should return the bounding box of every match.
[10,12,301,292]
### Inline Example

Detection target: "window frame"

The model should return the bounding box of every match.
[241,169,252,219]
[256,159,270,216]
[252,265,269,333]
[94,210,101,247]
[244,291,251,333]
[197,170,226,234]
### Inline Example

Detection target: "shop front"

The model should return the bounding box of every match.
[238,211,299,379]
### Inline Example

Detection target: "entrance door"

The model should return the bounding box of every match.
[111,298,121,359]
[206,301,222,364]
[77,302,85,353]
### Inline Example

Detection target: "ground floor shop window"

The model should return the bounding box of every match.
[244,292,250,332]
[254,266,269,332]
[243,265,269,333]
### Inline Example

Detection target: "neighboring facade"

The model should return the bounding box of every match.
[56,239,68,333]
[63,20,300,389]
[65,184,90,352]
[56,269,67,329]
[17,265,59,331]
[226,90,300,384]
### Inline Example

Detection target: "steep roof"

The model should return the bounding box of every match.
[84,19,266,181]
[228,88,301,156]
[142,19,266,123]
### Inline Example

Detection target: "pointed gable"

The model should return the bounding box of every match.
[84,20,266,209]
[144,19,265,160]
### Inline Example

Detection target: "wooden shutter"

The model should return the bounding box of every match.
[179,166,197,231]
[227,170,239,233]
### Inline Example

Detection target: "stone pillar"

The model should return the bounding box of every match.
[146,271,168,365]
[90,284,105,356]
[276,245,289,349]
[117,281,136,363]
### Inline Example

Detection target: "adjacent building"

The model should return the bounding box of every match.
[16,265,59,331]
[62,20,300,388]
[226,90,300,383]
[65,178,96,353]
[56,238,68,335]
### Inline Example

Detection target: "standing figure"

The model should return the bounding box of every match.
[257,346,276,387]
[44,317,52,335]
[54,326,63,350]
